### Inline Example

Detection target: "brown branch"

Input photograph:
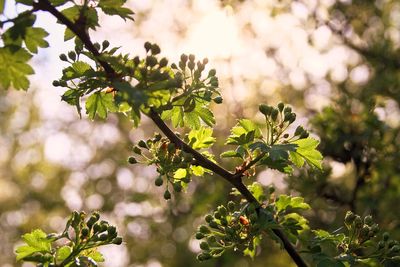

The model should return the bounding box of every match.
[34,1,308,266]
[148,109,308,267]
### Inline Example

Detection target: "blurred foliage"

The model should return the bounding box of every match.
[0,0,400,266]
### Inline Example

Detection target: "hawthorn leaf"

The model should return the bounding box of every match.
[86,92,117,119]
[188,127,215,149]
[0,46,34,90]
[191,165,205,176]
[275,195,310,213]
[98,0,135,21]
[289,137,323,169]
[24,27,49,54]
[56,246,72,261]
[16,229,52,260]
[174,168,187,179]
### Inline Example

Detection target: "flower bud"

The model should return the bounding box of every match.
[138,140,147,148]
[227,201,235,211]
[144,42,152,52]
[277,102,284,112]
[383,232,390,241]
[68,51,76,61]
[205,214,213,223]
[112,237,123,245]
[208,69,216,77]
[173,182,182,192]
[128,157,137,164]
[146,56,158,67]
[159,57,168,67]
[81,227,89,237]
[102,40,110,50]
[180,54,188,62]
[59,54,68,61]
[151,44,161,55]
[155,176,163,186]
[163,190,171,200]
[196,232,205,239]
[199,241,209,250]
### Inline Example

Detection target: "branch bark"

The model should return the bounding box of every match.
[35,1,308,266]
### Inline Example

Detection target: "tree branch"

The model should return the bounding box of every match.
[35,0,117,77]
[34,1,308,266]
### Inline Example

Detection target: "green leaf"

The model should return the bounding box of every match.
[98,0,135,21]
[0,46,34,90]
[82,249,104,262]
[195,106,215,127]
[188,127,215,149]
[289,137,323,169]
[191,166,204,176]
[267,144,297,161]
[184,111,201,129]
[275,195,311,213]
[24,27,49,54]
[248,182,265,202]
[259,157,293,174]
[317,259,345,267]
[174,168,187,179]
[220,150,242,158]
[63,61,94,79]
[16,229,52,260]
[49,0,69,6]
[0,0,5,14]
[61,89,82,117]
[85,92,117,119]
[56,246,72,261]
[226,119,262,145]
[171,107,184,128]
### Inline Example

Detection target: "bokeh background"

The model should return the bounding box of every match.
[1,0,400,266]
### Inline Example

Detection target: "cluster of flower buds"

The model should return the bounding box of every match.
[259,102,296,124]
[170,53,221,104]
[139,42,182,87]
[195,201,265,261]
[68,211,122,245]
[129,133,194,200]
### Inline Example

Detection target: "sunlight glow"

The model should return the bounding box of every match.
[185,8,241,59]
